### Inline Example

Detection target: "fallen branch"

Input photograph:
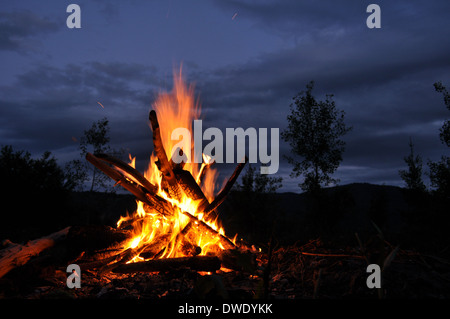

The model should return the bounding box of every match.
[0,227,70,279]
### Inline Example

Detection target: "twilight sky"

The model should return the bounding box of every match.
[1,0,449,193]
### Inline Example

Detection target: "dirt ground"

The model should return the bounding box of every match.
[2,238,449,300]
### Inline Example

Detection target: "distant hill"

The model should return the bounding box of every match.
[277,183,407,230]
[220,183,410,245]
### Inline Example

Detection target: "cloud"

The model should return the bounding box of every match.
[0,10,60,52]
[0,61,160,157]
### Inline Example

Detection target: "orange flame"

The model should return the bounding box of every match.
[117,68,231,262]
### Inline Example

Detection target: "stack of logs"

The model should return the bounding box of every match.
[0,110,253,281]
[80,110,250,274]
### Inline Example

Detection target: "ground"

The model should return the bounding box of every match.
[2,239,450,300]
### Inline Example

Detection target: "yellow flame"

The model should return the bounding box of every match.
[117,68,233,261]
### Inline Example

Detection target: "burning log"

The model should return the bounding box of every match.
[97,246,150,275]
[139,234,171,259]
[86,152,237,250]
[175,169,208,202]
[86,153,152,205]
[149,110,182,201]
[94,153,158,194]
[203,157,248,217]
[86,152,174,217]
[171,147,186,171]
[112,256,221,274]
[175,168,210,211]
[179,211,235,250]
[83,96,250,269]
[198,158,215,185]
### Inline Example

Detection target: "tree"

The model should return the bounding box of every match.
[236,164,283,194]
[428,82,450,196]
[65,117,121,192]
[399,138,426,192]
[281,81,352,193]
[428,157,450,196]
[433,81,450,147]
[0,145,73,238]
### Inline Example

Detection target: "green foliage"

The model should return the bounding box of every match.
[236,164,283,194]
[281,81,352,193]
[433,81,450,147]
[0,145,73,237]
[428,156,450,196]
[79,117,112,156]
[427,82,450,196]
[398,138,426,192]
[65,117,122,192]
[1,145,72,193]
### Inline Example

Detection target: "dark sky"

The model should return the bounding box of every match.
[1,0,449,193]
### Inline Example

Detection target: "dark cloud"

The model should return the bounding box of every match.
[214,0,450,40]
[0,10,60,52]
[0,61,161,158]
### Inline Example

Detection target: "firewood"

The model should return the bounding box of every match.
[94,153,158,194]
[139,234,171,259]
[65,225,133,266]
[112,256,221,273]
[156,221,200,258]
[0,227,70,279]
[203,157,248,217]
[197,159,215,185]
[97,246,148,275]
[180,241,202,256]
[179,211,235,250]
[67,225,131,253]
[86,152,150,204]
[86,153,175,217]
[86,155,235,250]
[170,147,186,171]
[175,169,210,209]
[216,249,257,273]
[78,248,132,270]
[149,110,182,201]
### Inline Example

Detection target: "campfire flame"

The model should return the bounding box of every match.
[116,69,233,262]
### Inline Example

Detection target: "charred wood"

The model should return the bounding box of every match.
[94,153,158,194]
[149,110,182,201]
